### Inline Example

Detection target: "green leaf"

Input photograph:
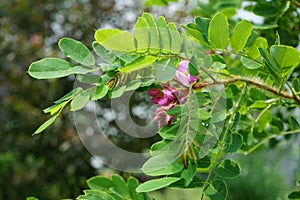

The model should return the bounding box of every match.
[253,24,278,30]
[54,87,83,103]
[224,134,243,154]
[253,3,281,17]
[271,45,300,78]
[92,42,116,63]
[127,177,144,200]
[108,85,126,99]
[125,80,142,91]
[90,85,109,100]
[134,17,150,53]
[199,108,211,121]
[33,114,58,135]
[94,29,135,52]
[258,48,280,79]
[71,66,98,74]
[195,17,210,43]
[168,22,182,54]
[70,90,90,111]
[82,190,116,200]
[250,100,267,109]
[166,105,182,115]
[241,56,263,69]
[58,37,95,66]
[229,20,253,52]
[111,174,130,198]
[43,101,68,115]
[136,177,181,193]
[288,116,300,130]
[76,74,101,84]
[246,37,268,59]
[119,56,156,73]
[204,180,227,200]
[87,176,114,190]
[211,111,227,123]
[214,159,240,178]
[293,78,300,94]
[157,16,171,53]
[142,13,160,55]
[258,109,272,132]
[142,155,183,176]
[144,0,167,6]
[154,58,177,82]
[26,197,39,200]
[288,191,300,199]
[198,156,211,168]
[181,162,197,187]
[181,23,202,42]
[208,13,229,50]
[28,58,74,79]
[188,56,200,76]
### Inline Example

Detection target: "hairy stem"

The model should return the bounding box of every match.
[243,129,300,155]
[193,75,300,104]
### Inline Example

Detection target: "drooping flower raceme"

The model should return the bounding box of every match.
[176,60,199,87]
[148,84,178,127]
[149,60,200,127]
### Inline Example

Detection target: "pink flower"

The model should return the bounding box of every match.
[148,87,178,106]
[176,60,199,87]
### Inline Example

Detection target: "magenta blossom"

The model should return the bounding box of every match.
[148,86,178,106]
[148,85,179,127]
[176,60,199,87]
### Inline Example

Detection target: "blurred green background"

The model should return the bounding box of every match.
[0,0,299,199]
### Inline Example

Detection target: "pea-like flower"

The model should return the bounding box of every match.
[148,85,179,127]
[176,60,199,87]
[148,86,178,106]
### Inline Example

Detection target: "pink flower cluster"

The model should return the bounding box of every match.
[149,60,199,127]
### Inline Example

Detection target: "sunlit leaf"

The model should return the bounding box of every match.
[241,56,263,69]
[134,17,150,53]
[168,22,182,54]
[142,12,160,54]
[246,37,268,59]
[157,16,171,53]
[94,29,135,52]
[33,114,58,135]
[229,20,252,52]
[119,56,157,73]
[208,13,229,50]
[271,45,300,78]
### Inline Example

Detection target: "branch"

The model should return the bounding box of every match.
[192,75,300,105]
[242,129,300,155]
